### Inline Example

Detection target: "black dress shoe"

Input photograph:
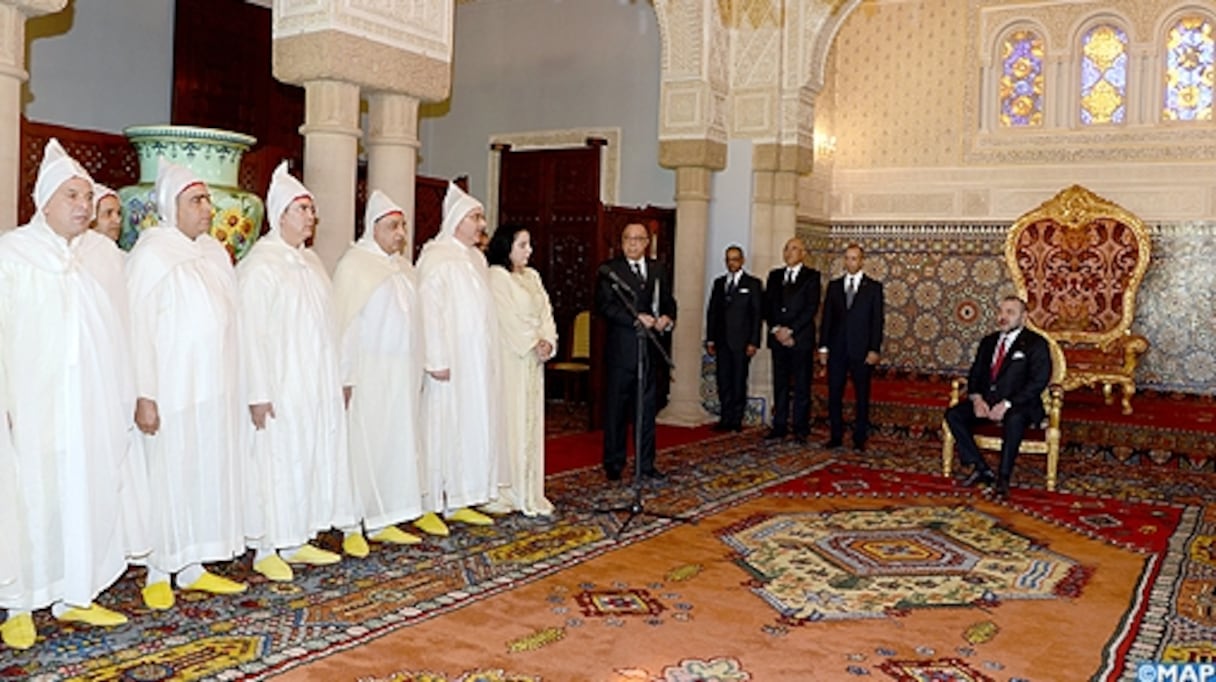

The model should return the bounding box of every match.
[852,440,867,453]
[731,424,744,432]
[823,438,843,449]
[960,469,996,488]
[641,468,667,479]
[995,479,1011,499]
[763,429,787,441]
[791,434,808,445]
[605,470,622,482]
[712,422,731,432]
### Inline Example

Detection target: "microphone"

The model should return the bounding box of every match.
[598,263,636,296]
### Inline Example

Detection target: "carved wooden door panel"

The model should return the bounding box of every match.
[499,145,602,422]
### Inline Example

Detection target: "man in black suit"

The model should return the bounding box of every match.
[706,245,763,432]
[818,244,884,452]
[945,296,1051,498]
[595,222,677,482]
[763,237,820,444]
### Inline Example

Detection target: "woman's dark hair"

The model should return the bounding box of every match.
[486,223,529,270]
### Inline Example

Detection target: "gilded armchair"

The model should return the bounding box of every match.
[941,329,1067,491]
[1006,185,1151,414]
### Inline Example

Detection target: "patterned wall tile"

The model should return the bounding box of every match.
[803,222,1216,394]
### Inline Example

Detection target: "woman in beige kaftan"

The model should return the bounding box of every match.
[485,226,557,516]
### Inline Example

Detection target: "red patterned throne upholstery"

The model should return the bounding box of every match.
[1006,185,1152,414]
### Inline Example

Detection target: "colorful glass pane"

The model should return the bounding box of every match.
[999,30,1044,127]
[1163,16,1215,121]
[1080,25,1127,125]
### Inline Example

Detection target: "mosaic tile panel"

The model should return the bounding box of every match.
[803,222,1216,394]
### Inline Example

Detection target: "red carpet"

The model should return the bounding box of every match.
[820,371,1216,469]
[545,423,720,474]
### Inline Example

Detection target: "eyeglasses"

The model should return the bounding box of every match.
[623,236,649,243]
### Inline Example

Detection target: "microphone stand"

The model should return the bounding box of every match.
[595,275,693,540]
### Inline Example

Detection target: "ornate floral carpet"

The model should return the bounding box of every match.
[1,429,1212,681]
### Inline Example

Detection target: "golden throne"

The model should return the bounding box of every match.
[1006,185,1152,414]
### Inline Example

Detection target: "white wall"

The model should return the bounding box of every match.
[24,0,174,134]
[418,0,672,208]
[704,138,755,311]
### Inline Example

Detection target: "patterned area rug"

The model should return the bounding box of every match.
[1,431,1211,681]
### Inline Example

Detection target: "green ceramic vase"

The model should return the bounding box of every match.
[118,125,264,261]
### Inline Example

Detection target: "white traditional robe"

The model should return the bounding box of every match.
[238,233,356,547]
[333,241,425,527]
[417,236,504,510]
[127,226,249,571]
[488,266,557,516]
[0,221,149,610]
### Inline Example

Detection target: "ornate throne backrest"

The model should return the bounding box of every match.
[1005,185,1151,346]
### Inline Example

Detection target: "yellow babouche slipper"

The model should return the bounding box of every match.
[370,526,422,545]
[141,581,175,610]
[1,613,36,650]
[184,571,247,595]
[285,544,341,566]
[56,603,128,627]
[413,512,450,537]
[447,507,494,526]
[342,533,370,558]
[253,554,294,582]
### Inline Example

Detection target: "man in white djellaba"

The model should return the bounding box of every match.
[331,190,427,554]
[239,161,357,580]
[91,183,122,242]
[414,183,506,536]
[126,158,250,612]
[0,139,151,649]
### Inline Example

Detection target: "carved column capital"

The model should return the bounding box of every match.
[658,138,727,171]
[299,80,362,138]
[367,92,421,149]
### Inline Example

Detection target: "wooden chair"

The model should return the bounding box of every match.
[548,310,591,403]
[1007,185,1152,414]
[941,328,1067,491]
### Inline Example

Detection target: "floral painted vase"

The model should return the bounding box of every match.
[118,125,264,261]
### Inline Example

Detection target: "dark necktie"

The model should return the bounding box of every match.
[990,334,1008,382]
[726,275,736,295]
[632,262,644,282]
[846,277,857,309]
[785,269,794,286]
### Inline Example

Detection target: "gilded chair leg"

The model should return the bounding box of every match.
[1046,435,1059,492]
[941,422,955,480]
[1120,382,1135,415]
[1102,383,1113,405]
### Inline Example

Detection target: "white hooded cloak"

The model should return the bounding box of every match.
[415,183,505,511]
[237,161,356,547]
[331,190,425,527]
[125,158,250,572]
[0,139,150,610]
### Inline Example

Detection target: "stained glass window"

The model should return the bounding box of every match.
[999,30,1045,127]
[1080,25,1127,125]
[1163,16,1215,121]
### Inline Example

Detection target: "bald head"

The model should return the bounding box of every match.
[782,237,807,267]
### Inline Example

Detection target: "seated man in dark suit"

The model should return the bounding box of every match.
[595,222,677,482]
[706,245,763,432]
[945,295,1051,498]
[763,237,820,444]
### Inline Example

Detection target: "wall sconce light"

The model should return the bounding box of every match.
[814,131,837,158]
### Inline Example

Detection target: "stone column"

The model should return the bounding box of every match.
[0,0,66,229]
[748,144,803,423]
[300,79,360,270]
[658,165,714,426]
[366,92,420,253]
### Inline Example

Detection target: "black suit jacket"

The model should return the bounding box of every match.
[819,274,884,360]
[706,271,763,352]
[764,266,820,350]
[966,327,1052,424]
[595,256,678,370]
